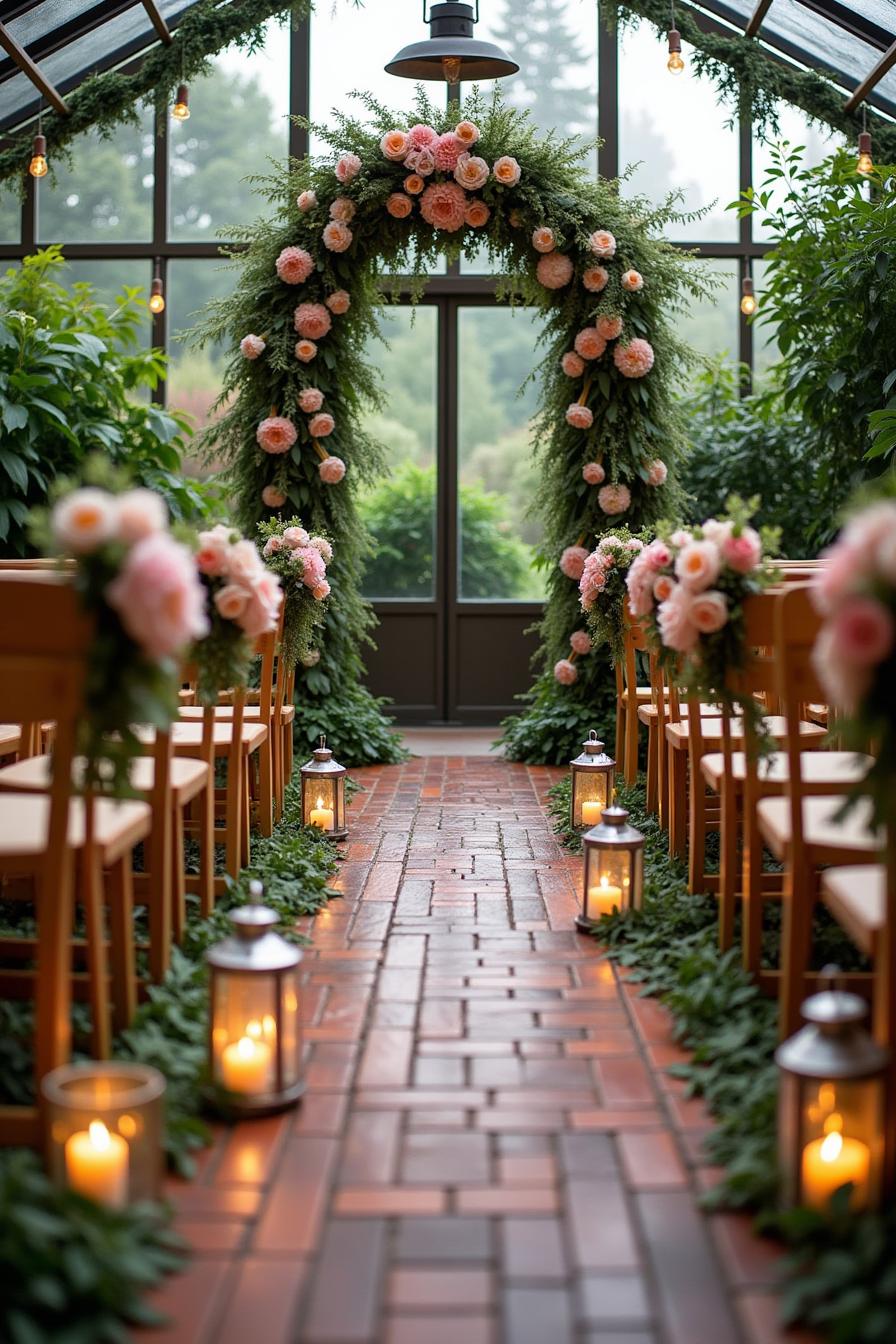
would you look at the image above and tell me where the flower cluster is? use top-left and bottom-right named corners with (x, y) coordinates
top-left (193, 524), bottom-right (283, 703)
top-left (579, 529), bottom-right (647, 658)
top-left (377, 120), bottom-right (515, 235)
top-left (257, 517), bottom-right (334, 668)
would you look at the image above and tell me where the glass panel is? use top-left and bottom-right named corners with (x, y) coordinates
top-left (37, 101), bottom-right (153, 243)
top-left (458, 305), bottom-right (545, 600)
top-left (759, 0), bottom-right (886, 90)
top-left (62, 259), bottom-right (151, 320)
top-left (752, 104), bottom-right (845, 242)
top-left (678, 260), bottom-right (739, 366)
top-left (0, 71), bottom-right (36, 131)
top-left (8, 1), bottom-right (112, 47)
top-left (619, 26), bottom-right (739, 241)
top-left (751, 258), bottom-right (778, 385)
top-left (357, 305), bottom-right (438, 601)
top-left (166, 258), bottom-right (238, 430)
top-left (0, 183), bottom-right (20, 243)
top-left (168, 16), bottom-right (288, 241)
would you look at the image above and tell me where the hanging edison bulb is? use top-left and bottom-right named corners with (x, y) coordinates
top-left (667, 27), bottom-right (684, 75)
top-left (172, 83), bottom-right (191, 121)
top-left (740, 275), bottom-right (756, 317)
top-left (29, 132), bottom-right (48, 178)
top-left (856, 130), bottom-right (873, 176)
top-left (441, 55), bottom-right (462, 83)
top-left (149, 272), bottom-right (165, 315)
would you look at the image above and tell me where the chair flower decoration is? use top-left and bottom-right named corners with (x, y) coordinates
top-left (578, 527), bottom-right (649, 659)
top-left (192, 524), bottom-right (283, 704)
top-left (257, 517), bottom-right (332, 668)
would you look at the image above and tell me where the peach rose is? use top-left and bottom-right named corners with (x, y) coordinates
top-left (554, 658), bottom-right (578, 685)
top-left (691, 590), bottom-right (729, 634)
top-left (562, 352), bottom-right (586, 377)
top-left (419, 180), bottom-right (467, 232)
top-left (52, 488), bottom-right (117, 554)
top-left (404, 174), bottom-right (425, 195)
top-left (454, 120), bottom-right (480, 146)
top-left (574, 327), bottom-right (607, 361)
top-left (296, 190), bottom-right (317, 212)
top-left (335, 152), bottom-right (362, 183)
top-left (326, 290), bottom-right (351, 314)
top-left (721, 528), bottom-right (762, 574)
top-left (311, 580), bottom-right (331, 601)
top-left (116, 488), bottom-right (167, 544)
top-left (283, 526), bottom-right (309, 548)
top-left (106, 532), bottom-right (208, 660)
top-left (560, 546), bottom-right (588, 580)
top-left (622, 269), bottom-right (644, 292)
top-left (330, 196), bottom-right (356, 222)
top-left (645, 458), bottom-right (668, 487)
top-left (566, 403), bottom-right (594, 430)
top-left (532, 226), bottom-right (555, 253)
top-left (830, 597), bottom-right (895, 667)
top-left (582, 462), bottom-right (605, 485)
top-left (589, 229), bottom-right (616, 258)
top-left (261, 485), bottom-right (286, 509)
top-left (644, 540), bottom-right (671, 570)
top-left (256, 416), bottom-right (297, 455)
top-left (598, 484), bottom-right (631, 515)
top-left (380, 129), bottom-right (410, 161)
top-left (240, 333), bottom-right (266, 359)
top-left (493, 155), bottom-right (521, 186)
top-left (465, 199), bottom-right (490, 228)
top-left (319, 455), bottom-right (346, 483)
top-left (195, 525), bottom-right (232, 577)
top-left (613, 338), bottom-right (655, 378)
top-left (214, 583), bottom-right (249, 622)
top-left (537, 252), bottom-right (574, 289)
top-left (275, 246), bottom-right (313, 284)
top-left (657, 582), bottom-right (698, 654)
top-left (322, 221), bottom-right (352, 252)
top-left (262, 536), bottom-right (284, 557)
top-left (295, 340), bottom-right (317, 362)
top-left (675, 540), bottom-right (721, 591)
top-left (309, 412), bottom-right (335, 438)
top-left (570, 630), bottom-right (592, 655)
top-left (454, 152), bottom-right (489, 191)
top-left (653, 574), bottom-right (674, 602)
top-left (386, 192), bottom-right (413, 219)
top-left (583, 265), bottom-right (609, 293)
top-left (404, 146), bottom-right (435, 176)
top-left (294, 302), bottom-right (332, 340)
top-left (596, 315), bottom-right (623, 341)
top-left (227, 539), bottom-right (265, 585)
top-left (298, 387), bottom-right (324, 413)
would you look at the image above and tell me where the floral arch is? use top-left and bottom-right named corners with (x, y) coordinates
top-left (194, 89), bottom-right (703, 761)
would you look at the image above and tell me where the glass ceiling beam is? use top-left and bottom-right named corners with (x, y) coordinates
top-left (845, 38), bottom-right (896, 112)
top-left (0, 18), bottom-right (68, 116)
top-left (745, 0), bottom-right (774, 39)
top-left (140, 0), bottom-right (172, 45)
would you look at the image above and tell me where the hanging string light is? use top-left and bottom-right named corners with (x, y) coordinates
top-left (740, 266), bottom-right (756, 317)
top-left (28, 110), bottom-right (47, 178)
top-left (856, 106), bottom-right (873, 176)
top-left (667, 4), bottom-right (684, 76)
top-left (172, 48), bottom-right (190, 120)
top-left (149, 262), bottom-right (165, 316)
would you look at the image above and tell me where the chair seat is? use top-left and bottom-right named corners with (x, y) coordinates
top-left (757, 794), bottom-right (882, 864)
top-left (0, 723), bottom-right (21, 754)
top-left (700, 749), bottom-right (872, 792)
top-left (0, 792), bottom-right (151, 865)
top-left (807, 703), bottom-right (829, 727)
top-left (820, 865), bottom-right (885, 958)
top-left (620, 686), bottom-right (652, 702)
top-left (179, 705), bottom-right (272, 722)
top-left (638, 702), bottom-right (722, 725)
top-left (0, 753), bottom-right (209, 803)
top-left (134, 721), bottom-right (267, 756)
top-left (665, 715), bottom-right (826, 749)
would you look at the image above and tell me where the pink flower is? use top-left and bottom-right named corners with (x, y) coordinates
top-left (554, 658), bottom-right (578, 686)
top-left (596, 315), bottom-right (623, 341)
top-left (701, 519), bottom-right (733, 545)
top-left (566, 403), bottom-right (593, 430)
top-left (330, 196), bottom-right (356, 222)
top-left (582, 462), bottom-right (605, 485)
top-left (830, 597), bottom-right (895, 667)
top-left (691, 590), bottom-right (729, 634)
top-left (645, 458), bottom-right (667, 487)
top-left (296, 190), bottom-right (317, 212)
top-left (599, 484), bottom-right (631, 515)
top-left (261, 485), bottom-right (286, 509)
top-left (560, 545), bottom-right (589, 580)
top-left (326, 290), bottom-right (351, 314)
top-left (622, 269), bottom-right (644, 292)
top-left (433, 133), bottom-right (463, 171)
top-left (214, 583), bottom-right (249, 622)
top-left (240, 333), bottom-right (266, 360)
top-left (589, 230), bottom-right (617, 259)
top-left (408, 124), bottom-right (437, 149)
top-left (579, 559), bottom-right (607, 609)
top-left (262, 536), bottom-right (284, 557)
top-left (404, 146), bottom-right (436, 176)
top-left (107, 533), bottom-right (208, 661)
top-left (537, 252), bottom-right (574, 289)
top-left (812, 626), bottom-right (869, 714)
top-left (844, 501), bottom-right (896, 553)
top-left (275, 246), bottom-right (313, 284)
top-left (335, 152), bottom-right (362, 183)
top-left (312, 580), bottom-right (331, 601)
top-left (562, 352), bottom-right (586, 377)
top-left (309, 412), bottom-right (335, 438)
top-left (675, 540), bottom-right (721, 591)
top-left (227, 539), bottom-right (265, 585)
top-left (322, 221), bottom-right (353, 252)
top-left (240, 571), bottom-right (283, 639)
top-left (626, 554), bottom-right (655, 617)
top-left (814, 540), bottom-right (867, 614)
top-left (387, 192), bottom-right (414, 219)
top-left (653, 574), bottom-right (674, 602)
top-left (310, 535), bottom-right (333, 562)
top-left (295, 340), bottom-right (317, 363)
top-left (721, 527), bottom-right (762, 574)
top-left (570, 630), bottom-right (592, 655)
top-left (465, 199), bottom-right (490, 228)
top-left (455, 152), bottom-right (489, 191)
top-left (419, 180), bottom-right (467, 232)
top-left (493, 155), bottom-right (521, 186)
top-left (195, 524), bottom-right (232, 577)
top-left (614, 338), bottom-right (655, 378)
top-left (256, 416), bottom-right (297, 455)
top-left (283, 526), bottom-right (309, 548)
top-left (532, 227), bottom-right (555, 253)
top-left (296, 546), bottom-right (326, 588)
top-left (574, 327), bottom-right (607, 361)
top-left (404, 174), bottom-right (425, 195)
top-left (380, 129), bottom-right (410, 161)
top-left (670, 529), bottom-right (693, 548)
top-left (319, 455), bottom-right (346, 483)
top-left (298, 387), bottom-right (324, 413)
top-left (455, 120), bottom-right (480, 146)
top-left (294, 302), bottom-right (332, 340)
top-left (116, 489), bottom-right (167, 544)
top-left (643, 540), bottom-right (671, 571)
top-left (583, 266), bottom-right (609, 293)
top-left (658, 583), bottom-right (698, 654)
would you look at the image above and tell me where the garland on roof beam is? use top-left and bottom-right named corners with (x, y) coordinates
top-left (0, 0), bottom-right (311, 188)
top-left (610, 1), bottom-right (896, 163)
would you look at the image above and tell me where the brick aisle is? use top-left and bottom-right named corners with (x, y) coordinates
top-left (142, 757), bottom-right (816, 1344)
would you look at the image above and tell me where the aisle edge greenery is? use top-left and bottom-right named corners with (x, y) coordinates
top-left (547, 775), bottom-right (896, 1344)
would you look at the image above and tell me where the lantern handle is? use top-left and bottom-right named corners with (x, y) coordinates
top-left (820, 963), bottom-right (844, 993)
top-left (248, 879), bottom-right (263, 905)
top-left (319, 733), bottom-right (327, 750)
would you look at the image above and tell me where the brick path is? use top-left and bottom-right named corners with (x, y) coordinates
top-left (142, 757), bottom-right (816, 1344)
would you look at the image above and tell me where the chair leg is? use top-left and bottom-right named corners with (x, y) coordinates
top-left (81, 849), bottom-right (111, 1058)
top-left (688, 768), bottom-right (707, 895)
top-left (148, 800), bottom-right (173, 984)
top-left (668, 749), bottom-right (687, 861)
top-left (257, 734), bottom-right (274, 838)
top-left (779, 859), bottom-right (814, 1039)
top-left (742, 794), bottom-right (764, 978)
top-left (197, 780), bottom-right (215, 919)
top-left (107, 858), bottom-right (137, 1034)
top-left (718, 780), bottom-right (738, 951)
top-left (241, 756), bottom-right (252, 868)
top-left (614, 670), bottom-right (625, 777)
top-left (224, 755), bottom-right (242, 880)
top-left (624, 694), bottom-right (639, 784)
top-left (645, 721), bottom-right (658, 814)
top-left (171, 802), bottom-right (186, 943)
top-left (35, 853), bottom-right (76, 1082)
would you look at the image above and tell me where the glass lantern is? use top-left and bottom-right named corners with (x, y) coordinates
top-left (207, 881), bottom-right (304, 1116)
top-left (775, 968), bottom-right (887, 1213)
top-left (42, 1062), bottom-right (165, 1207)
top-left (569, 731), bottom-right (616, 830)
top-left (300, 734), bottom-right (347, 839)
top-left (577, 804), bottom-right (645, 931)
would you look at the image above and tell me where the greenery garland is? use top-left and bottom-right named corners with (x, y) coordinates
top-left (611, 2), bottom-right (896, 163)
top-left (0, 0), bottom-right (308, 188)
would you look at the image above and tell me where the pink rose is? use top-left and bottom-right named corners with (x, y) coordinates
top-left (283, 526), bottom-right (309, 548)
top-left (296, 190), bottom-right (317, 212)
top-left (653, 574), bottom-right (674, 602)
top-left (326, 290), bottom-right (351, 314)
top-left (240, 573), bottom-right (282, 639)
top-left (262, 536), bottom-right (284, 557)
top-left (582, 462), bottom-right (605, 485)
top-left (310, 535), bottom-right (333, 563)
top-left (387, 192), bottom-right (413, 219)
top-left (275, 246), bottom-right (313, 284)
top-left (532, 227), bottom-right (555, 253)
top-left (309, 412), bottom-right (335, 438)
top-left (562, 352), bottom-right (586, 377)
top-left (322, 221), bottom-right (353, 252)
top-left (116, 488), bottom-right (167, 544)
top-left (643, 539), bottom-right (671, 571)
top-left (261, 485), bottom-right (286, 509)
top-left (298, 387), bottom-right (324, 413)
top-left (493, 155), bottom-right (521, 186)
top-left (408, 124), bottom-right (437, 149)
top-left (830, 597), bottom-right (895, 667)
top-left (596, 315), bottom-right (623, 341)
top-left (626, 555), bottom-right (654, 617)
top-left (670, 529), bottom-right (693, 548)
top-left (404, 174), bottom-right (425, 195)
top-left (844, 501), bottom-right (896, 553)
top-left (214, 583), bottom-right (249, 622)
top-left (574, 327), bottom-right (607, 361)
top-left (645, 458), bottom-right (668, 487)
top-left (566, 403), bottom-right (593, 430)
top-left (195, 524), bottom-right (232, 577)
top-left (330, 196), bottom-right (356, 223)
top-left (335, 152), bottom-right (362, 183)
top-left (295, 340), bottom-right (317, 363)
top-left (297, 546), bottom-right (326, 588)
top-left (433, 133), bottom-right (463, 171)
top-left (598, 484), bottom-right (631, 515)
top-left (419, 180), bottom-right (467, 232)
top-left (702, 519), bottom-right (733, 545)
top-left (465, 199), bottom-right (490, 228)
top-left (106, 533), bottom-right (208, 661)
top-left (812, 626), bottom-right (869, 714)
top-left (691, 590), bottom-right (729, 634)
top-left (227, 539), bottom-right (265, 585)
top-left (589, 230), bottom-right (617, 258)
top-left (319, 455), bottom-right (346, 483)
top-left (311, 580), bottom-right (331, 601)
top-left (583, 266), bottom-right (609, 293)
top-left (622, 269), bottom-right (644, 292)
top-left (675, 540), bottom-right (721, 592)
top-left (256, 416), bottom-right (297, 455)
top-left (240, 334), bottom-right (266, 360)
top-left (380, 129), bottom-right (410, 161)
top-left (657, 583), bottom-right (698, 654)
top-left (294, 302), bottom-right (332, 340)
top-left (404, 146), bottom-right (436, 176)
top-left (455, 120), bottom-right (480, 146)
top-left (570, 630), bottom-right (592, 655)
top-left (614, 339), bottom-right (655, 378)
top-left (454, 152), bottom-right (489, 191)
top-left (560, 545), bottom-right (588, 580)
top-left (814, 540), bottom-right (866, 614)
top-left (537, 252), bottom-right (574, 289)
top-left (554, 658), bottom-right (578, 686)
top-left (722, 527), bottom-right (762, 574)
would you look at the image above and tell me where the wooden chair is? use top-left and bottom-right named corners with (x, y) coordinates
top-left (615, 607), bottom-right (651, 788)
top-left (0, 573), bottom-right (151, 1145)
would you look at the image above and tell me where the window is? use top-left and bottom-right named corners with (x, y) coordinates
top-left (38, 106), bottom-right (154, 244)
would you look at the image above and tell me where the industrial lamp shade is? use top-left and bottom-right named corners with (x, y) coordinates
top-left (385, 2), bottom-right (519, 83)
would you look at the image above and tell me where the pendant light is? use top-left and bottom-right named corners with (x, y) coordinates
top-left (385, 2), bottom-right (518, 84)
top-left (149, 261), bottom-right (165, 316)
top-left (667, 4), bottom-right (684, 75)
top-left (172, 83), bottom-right (190, 121)
top-left (740, 267), bottom-right (756, 317)
top-left (29, 109), bottom-right (47, 178)
top-left (856, 107), bottom-right (873, 176)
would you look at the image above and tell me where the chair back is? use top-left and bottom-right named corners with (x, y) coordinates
top-left (772, 583), bottom-right (827, 859)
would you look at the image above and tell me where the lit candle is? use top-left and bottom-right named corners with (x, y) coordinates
top-left (309, 795), bottom-right (334, 831)
top-left (64, 1120), bottom-right (129, 1208)
top-left (221, 1035), bottom-right (272, 1094)
top-left (581, 800), bottom-right (603, 826)
top-left (587, 875), bottom-right (623, 918)
top-left (801, 1129), bottom-right (870, 1210)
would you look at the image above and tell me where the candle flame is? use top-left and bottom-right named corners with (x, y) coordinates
top-left (246, 1019), bottom-right (263, 1039)
top-left (317, 796), bottom-right (324, 810)
top-left (236, 1036), bottom-right (257, 1059)
top-left (820, 1130), bottom-right (843, 1163)
top-left (88, 1120), bottom-right (111, 1152)
top-left (600, 876), bottom-right (608, 888)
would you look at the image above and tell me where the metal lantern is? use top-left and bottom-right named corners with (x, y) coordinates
top-left (300, 734), bottom-right (347, 839)
top-left (42, 1062), bottom-right (165, 1207)
top-left (775, 968), bottom-right (887, 1212)
top-left (569, 731), bottom-right (616, 831)
top-left (385, 2), bottom-right (519, 83)
top-left (577, 804), bottom-right (645, 931)
top-left (206, 882), bottom-right (304, 1116)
